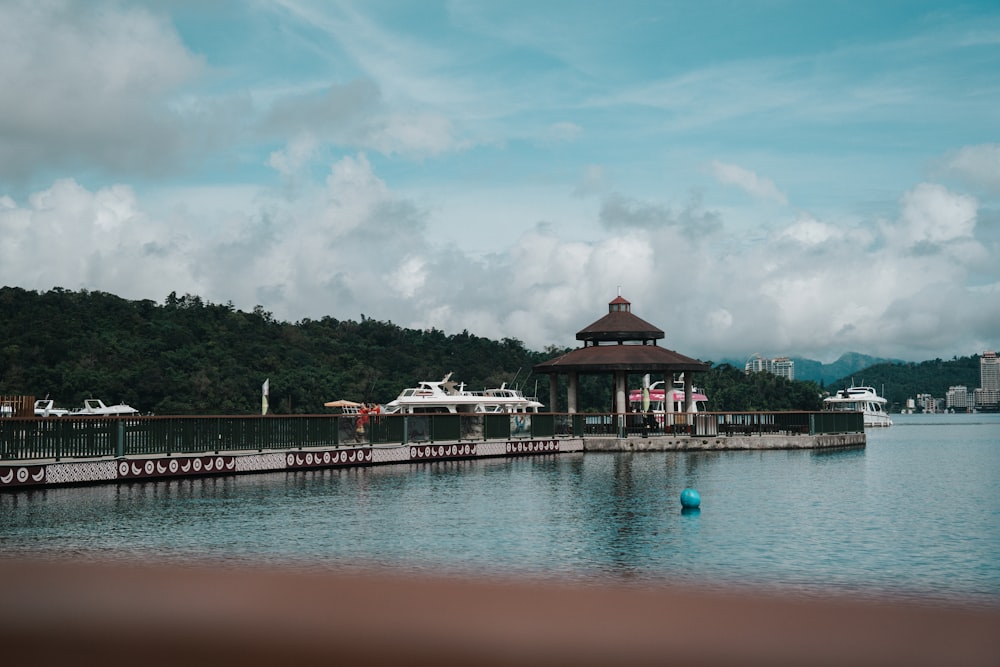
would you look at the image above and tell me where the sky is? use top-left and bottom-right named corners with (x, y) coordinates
top-left (1, 0), bottom-right (998, 364)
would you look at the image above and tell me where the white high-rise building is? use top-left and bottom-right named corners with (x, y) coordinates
top-left (981, 351), bottom-right (999, 391)
top-left (744, 354), bottom-right (794, 380)
top-left (977, 351), bottom-right (999, 410)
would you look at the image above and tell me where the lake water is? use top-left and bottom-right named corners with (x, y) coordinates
top-left (2, 413), bottom-right (998, 607)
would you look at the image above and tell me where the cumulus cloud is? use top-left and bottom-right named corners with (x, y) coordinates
top-left (941, 144), bottom-right (1000, 193)
top-left (710, 161), bottom-right (788, 205)
top-left (881, 183), bottom-right (978, 253)
top-left (0, 178), bottom-right (198, 297)
top-left (0, 1), bottom-right (204, 183)
top-left (599, 193), bottom-right (722, 235)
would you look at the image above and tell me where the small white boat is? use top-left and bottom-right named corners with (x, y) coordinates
top-left (383, 373), bottom-right (544, 414)
top-left (70, 398), bottom-right (140, 417)
top-left (34, 399), bottom-right (70, 417)
top-left (823, 385), bottom-right (892, 427)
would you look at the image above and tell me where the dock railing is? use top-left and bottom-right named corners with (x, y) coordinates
top-left (0, 411), bottom-right (864, 462)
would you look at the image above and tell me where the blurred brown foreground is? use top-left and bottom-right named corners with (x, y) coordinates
top-left (0, 558), bottom-right (996, 666)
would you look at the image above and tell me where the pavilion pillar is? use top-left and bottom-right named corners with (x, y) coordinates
top-left (665, 374), bottom-right (675, 416)
top-left (549, 376), bottom-right (560, 413)
top-left (683, 372), bottom-right (694, 413)
top-left (615, 372), bottom-right (627, 414)
top-left (567, 372), bottom-right (579, 414)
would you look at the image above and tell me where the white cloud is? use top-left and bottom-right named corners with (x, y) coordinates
top-left (389, 257), bottom-right (427, 299)
top-left (779, 215), bottom-right (839, 246)
top-left (0, 1), bottom-right (204, 182)
top-left (545, 122), bottom-right (583, 143)
top-left (0, 178), bottom-right (198, 297)
top-left (882, 183), bottom-right (978, 251)
top-left (269, 134), bottom-right (319, 177)
top-left (710, 161), bottom-right (788, 205)
top-left (941, 144), bottom-right (1000, 193)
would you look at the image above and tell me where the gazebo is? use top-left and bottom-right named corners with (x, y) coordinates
top-left (533, 295), bottom-right (709, 414)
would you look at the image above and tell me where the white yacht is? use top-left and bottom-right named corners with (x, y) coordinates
top-left (823, 386), bottom-right (893, 427)
top-left (70, 398), bottom-right (140, 417)
top-left (383, 373), bottom-right (544, 414)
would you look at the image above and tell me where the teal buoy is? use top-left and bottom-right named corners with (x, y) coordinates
top-left (680, 488), bottom-right (701, 509)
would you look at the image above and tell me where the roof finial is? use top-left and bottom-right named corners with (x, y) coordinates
top-left (617, 285), bottom-right (621, 297)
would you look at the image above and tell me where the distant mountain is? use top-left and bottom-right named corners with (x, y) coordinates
top-left (717, 353), bottom-right (905, 386)
top-left (795, 353), bottom-right (908, 386)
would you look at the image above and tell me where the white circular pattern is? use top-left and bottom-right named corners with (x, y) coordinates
top-left (169, 459), bottom-right (179, 473)
top-left (119, 461), bottom-right (129, 476)
top-left (193, 459), bottom-right (202, 472)
top-left (323, 452), bottom-right (331, 464)
top-left (410, 447), bottom-right (417, 458)
top-left (145, 460), bottom-right (155, 474)
top-left (216, 457), bottom-right (224, 470)
top-left (286, 453), bottom-right (295, 465)
top-left (17, 467), bottom-right (28, 483)
top-left (306, 453), bottom-right (313, 465)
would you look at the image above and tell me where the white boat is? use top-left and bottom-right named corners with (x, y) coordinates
top-left (34, 399), bottom-right (70, 417)
top-left (628, 381), bottom-right (708, 414)
top-left (823, 386), bottom-right (893, 427)
top-left (383, 373), bottom-right (544, 414)
top-left (70, 398), bottom-right (140, 417)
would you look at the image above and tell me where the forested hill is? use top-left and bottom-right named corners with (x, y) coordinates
top-left (0, 286), bottom-right (888, 415)
top-left (830, 356), bottom-right (981, 412)
top-left (0, 287), bottom-right (553, 415)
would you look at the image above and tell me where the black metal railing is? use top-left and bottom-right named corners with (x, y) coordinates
top-left (0, 410), bottom-right (864, 462)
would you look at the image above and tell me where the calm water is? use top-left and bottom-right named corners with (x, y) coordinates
top-left (2, 414), bottom-right (998, 605)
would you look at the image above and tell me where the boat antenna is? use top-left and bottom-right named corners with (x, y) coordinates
top-left (510, 367), bottom-right (522, 389)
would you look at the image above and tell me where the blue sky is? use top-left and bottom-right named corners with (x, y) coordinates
top-left (1, 0), bottom-right (998, 363)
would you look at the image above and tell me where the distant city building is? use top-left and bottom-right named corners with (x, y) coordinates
top-left (946, 386), bottom-right (969, 411)
top-left (974, 388), bottom-right (999, 410)
top-left (979, 351), bottom-right (999, 409)
top-left (745, 354), bottom-right (794, 381)
top-left (982, 351), bottom-right (999, 390)
top-left (916, 393), bottom-right (938, 413)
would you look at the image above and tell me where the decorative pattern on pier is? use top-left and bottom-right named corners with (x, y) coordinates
top-left (475, 441), bottom-right (507, 457)
top-left (45, 461), bottom-right (118, 486)
top-left (0, 465), bottom-right (45, 488)
top-left (285, 448), bottom-right (372, 469)
top-left (409, 443), bottom-right (477, 460)
top-left (235, 453), bottom-right (285, 472)
top-left (372, 447), bottom-right (411, 464)
top-left (506, 439), bottom-right (560, 455)
top-left (116, 456), bottom-right (238, 481)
